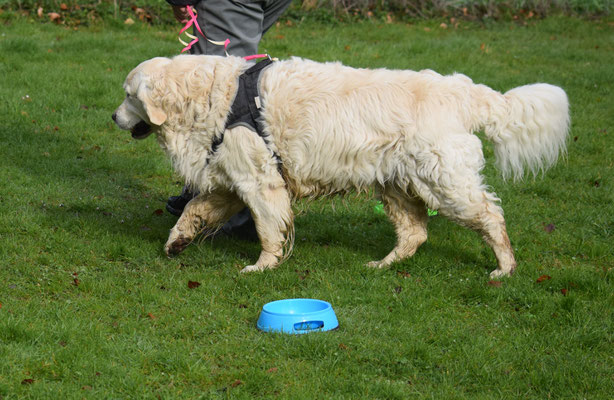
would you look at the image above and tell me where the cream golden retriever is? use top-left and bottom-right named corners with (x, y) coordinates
top-left (112, 55), bottom-right (569, 278)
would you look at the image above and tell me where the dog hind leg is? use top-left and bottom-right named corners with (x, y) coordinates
top-left (410, 141), bottom-right (517, 278)
top-left (441, 198), bottom-right (516, 278)
top-left (165, 190), bottom-right (245, 256)
top-left (367, 186), bottom-right (428, 268)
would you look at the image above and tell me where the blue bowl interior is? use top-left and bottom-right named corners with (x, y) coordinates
top-left (262, 299), bottom-right (330, 316)
top-left (258, 299), bottom-right (338, 334)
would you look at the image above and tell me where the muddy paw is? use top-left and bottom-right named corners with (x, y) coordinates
top-left (165, 236), bottom-right (191, 257)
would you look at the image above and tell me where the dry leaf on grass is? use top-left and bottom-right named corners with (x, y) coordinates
top-left (48, 12), bottom-right (61, 23)
top-left (188, 280), bottom-right (201, 289)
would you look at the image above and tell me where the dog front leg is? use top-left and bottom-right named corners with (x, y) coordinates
top-left (239, 182), bottom-right (294, 273)
top-left (165, 190), bottom-right (245, 256)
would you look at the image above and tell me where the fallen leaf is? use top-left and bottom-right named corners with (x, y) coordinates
top-left (82, 385), bottom-right (92, 391)
top-left (231, 379), bottom-right (243, 387)
top-left (266, 367), bottom-right (278, 373)
top-left (560, 288), bottom-right (568, 296)
top-left (187, 280), bottom-right (201, 289)
top-left (338, 343), bottom-right (348, 350)
top-left (124, 18), bottom-right (135, 25)
top-left (153, 209), bottom-right (164, 216)
top-left (536, 275), bottom-right (552, 283)
top-left (48, 12), bottom-right (61, 23)
top-left (72, 278), bottom-right (80, 286)
top-left (60, 3), bottom-right (68, 10)
top-left (543, 223), bottom-right (556, 233)
top-left (487, 280), bottom-right (502, 287)
top-left (147, 313), bottom-right (156, 319)
top-left (397, 271), bottom-right (411, 278)
top-left (21, 378), bottom-right (34, 385)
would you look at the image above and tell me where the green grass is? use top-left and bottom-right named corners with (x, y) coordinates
top-left (1, 15), bottom-right (613, 399)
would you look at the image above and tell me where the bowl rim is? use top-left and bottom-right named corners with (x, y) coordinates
top-left (261, 298), bottom-right (333, 317)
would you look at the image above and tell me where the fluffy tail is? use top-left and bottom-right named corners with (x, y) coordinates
top-left (484, 83), bottom-right (570, 180)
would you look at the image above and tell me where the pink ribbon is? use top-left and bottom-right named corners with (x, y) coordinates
top-left (178, 6), bottom-right (271, 61)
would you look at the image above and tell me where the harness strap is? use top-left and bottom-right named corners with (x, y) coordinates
top-left (207, 59), bottom-right (283, 174)
top-left (225, 58), bottom-right (274, 134)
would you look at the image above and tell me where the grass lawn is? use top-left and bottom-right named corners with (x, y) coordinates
top-left (0, 13), bottom-right (613, 399)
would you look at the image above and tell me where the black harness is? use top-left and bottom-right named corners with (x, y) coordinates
top-left (208, 58), bottom-right (282, 170)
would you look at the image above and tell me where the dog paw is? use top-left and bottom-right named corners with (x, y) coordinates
top-left (366, 260), bottom-right (387, 269)
top-left (489, 268), bottom-right (512, 279)
top-left (164, 236), bottom-right (191, 257)
top-left (240, 265), bottom-right (264, 273)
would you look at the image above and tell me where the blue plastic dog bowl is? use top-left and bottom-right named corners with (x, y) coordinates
top-left (257, 299), bottom-right (339, 334)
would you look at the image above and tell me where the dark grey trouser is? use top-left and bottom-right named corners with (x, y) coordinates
top-left (190, 0), bottom-right (293, 57)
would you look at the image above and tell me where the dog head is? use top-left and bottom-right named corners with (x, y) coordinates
top-left (112, 57), bottom-right (171, 139)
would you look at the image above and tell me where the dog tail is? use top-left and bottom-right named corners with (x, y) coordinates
top-left (483, 83), bottom-right (569, 180)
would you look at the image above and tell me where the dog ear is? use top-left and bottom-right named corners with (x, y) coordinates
top-left (136, 74), bottom-right (167, 126)
top-left (142, 97), bottom-right (167, 126)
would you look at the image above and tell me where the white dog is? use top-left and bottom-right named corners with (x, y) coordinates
top-left (113, 55), bottom-right (569, 278)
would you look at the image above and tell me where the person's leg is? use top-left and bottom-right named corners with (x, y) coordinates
top-left (262, 0), bottom-right (293, 33)
top-left (191, 0), bottom-right (264, 57)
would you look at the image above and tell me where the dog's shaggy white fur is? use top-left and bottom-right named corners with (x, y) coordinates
top-left (113, 55), bottom-right (569, 278)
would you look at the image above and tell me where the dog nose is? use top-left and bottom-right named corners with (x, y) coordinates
top-left (112, 112), bottom-right (117, 122)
